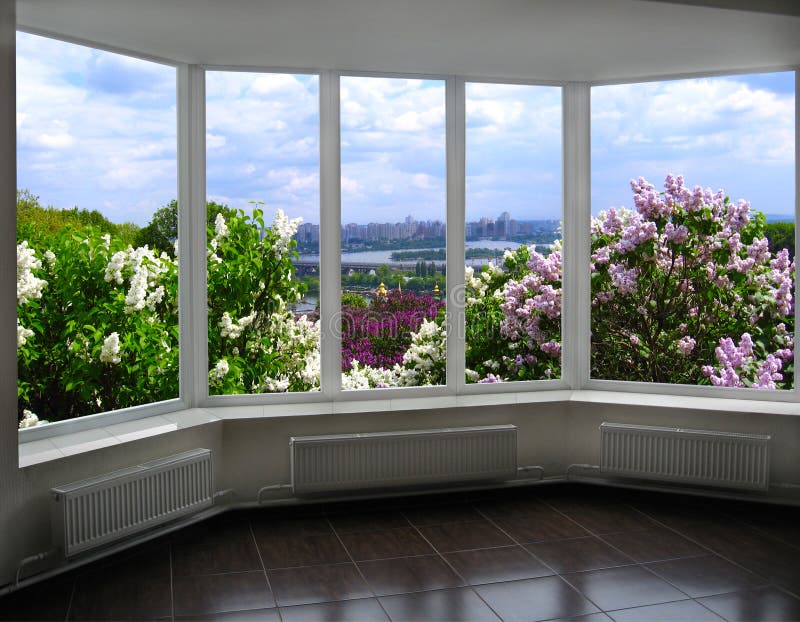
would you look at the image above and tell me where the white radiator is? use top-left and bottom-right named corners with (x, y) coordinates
top-left (290, 426), bottom-right (518, 494)
top-left (51, 448), bottom-right (213, 557)
top-left (600, 423), bottom-right (770, 491)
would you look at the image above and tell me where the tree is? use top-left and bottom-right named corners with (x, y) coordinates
top-left (134, 199), bottom-right (239, 256)
top-left (765, 221), bottom-right (794, 259)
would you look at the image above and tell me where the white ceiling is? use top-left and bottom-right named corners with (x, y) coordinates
top-left (16, 0), bottom-right (800, 82)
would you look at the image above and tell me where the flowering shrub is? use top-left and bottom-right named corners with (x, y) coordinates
top-left (590, 174), bottom-right (794, 388)
top-left (207, 207), bottom-right (320, 394)
top-left (16, 173), bottom-right (796, 425)
top-left (17, 223), bottom-right (179, 423)
top-left (341, 291), bottom-right (444, 371)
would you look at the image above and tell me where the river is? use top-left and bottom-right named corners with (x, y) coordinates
top-left (298, 239), bottom-right (523, 266)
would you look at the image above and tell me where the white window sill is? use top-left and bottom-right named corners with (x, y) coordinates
top-left (18, 389), bottom-right (800, 468)
top-left (19, 409), bottom-right (220, 468)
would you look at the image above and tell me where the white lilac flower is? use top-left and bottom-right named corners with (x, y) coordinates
top-left (19, 410), bottom-right (40, 429)
top-left (209, 359), bottom-right (229, 382)
top-left (213, 213), bottom-right (229, 240)
top-left (271, 209), bottom-right (303, 255)
top-left (99, 332), bottom-right (121, 364)
top-left (17, 322), bottom-right (33, 348)
top-left (17, 241), bottom-right (47, 305)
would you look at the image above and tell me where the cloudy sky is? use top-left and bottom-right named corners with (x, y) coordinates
top-left (16, 31), bottom-right (796, 228)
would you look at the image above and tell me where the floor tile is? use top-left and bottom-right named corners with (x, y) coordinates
top-left (172, 525), bottom-right (262, 575)
top-left (475, 576), bottom-right (599, 622)
top-left (328, 511), bottom-right (410, 534)
top-left (251, 516), bottom-right (333, 537)
top-left (492, 511), bottom-right (591, 543)
top-left (69, 557), bottom-right (171, 620)
top-left (645, 554), bottom-right (768, 598)
top-left (268, 562), bottom-right (372, 607)
top-left (379, 587), bottom-right (501, 622)
top-left (563, 565), bottom-right (688, 611)
top-left (0, 573), bottom-right (75, 621)
top-left (546, 500), bottom-right (658, 534)
top-left (280, 597), bottom-right (390, 622)
top-left (549, 614), bottom-right (613, 622)
top-left (255, 532), bottom-right (350, 569)
top-left (358, 554), bottom-right (463, 596)
top-left (173, 572), bottom-right (275, 617)
top-left (697, 587), bottom-right (800, 622)
top-left (339, 526), bottom-right (434, 560)
top-left (417, 520), bottom-right (513, 552)
top-left (600, 527), bottom-right (707, 563)
top-left (175, 609), bottom-right (280, 621)
top-left (474, 496), bottom-right (553, 520)
top-left (403, 504), bottom-right (484, 526)
top-left (444, 545), bottom-right (554, 585)
top-left (698, 586), bottom-right (800, 622)
top-left (663, 520), bottom-right (800, 593)
top-left (526, 536), bottom-right (634, 573)
top-left (607, 599), bottom-right (724, 621)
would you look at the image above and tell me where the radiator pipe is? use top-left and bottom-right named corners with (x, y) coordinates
top-left (213, 488), bottom-right (236, 502)
top-left (517, 465), bottom-right (545, 480)
top-left (256, 483), bottom-right (292, 504)
top-left (15, 549), bottom-right (58, 587)
top-left (565, 464), bottom-right (601, 479)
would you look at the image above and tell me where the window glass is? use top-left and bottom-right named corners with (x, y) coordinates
top-left (591, 72), bottom-right (795, 389)
top-left (16, 33), bottom-right (178, 427)
top-left (464, 83), bottom-right (563, 383)
top-left (340, 77), bottom-right (446, 389)
top-left (206, 71), bottom-right (320, 394)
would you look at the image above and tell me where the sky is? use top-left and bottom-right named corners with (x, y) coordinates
top-left (16, 31), bottom-right (796, 228)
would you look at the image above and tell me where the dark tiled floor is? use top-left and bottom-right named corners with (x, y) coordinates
top-left (2, 483), bottom-right (800, 621)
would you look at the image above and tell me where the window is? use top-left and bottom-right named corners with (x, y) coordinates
top-left (464, 82), bottom-right (563, 383)
top-left (339, 76), bottom-right (447, 390)
top-left (205, 71), bottom-right (321, 394)
top-left (591, 72), bottom-right (796, 390)
top-left (16, 32), bottom-right (178, 427)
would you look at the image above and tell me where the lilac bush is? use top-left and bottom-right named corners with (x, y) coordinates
top-left (590, 174), bottom-right (794, 388)
top-left (341, 291), bottom-right (444, 372)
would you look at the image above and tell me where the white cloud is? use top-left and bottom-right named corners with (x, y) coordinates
top-left (340, 176), bottom-right (363, 195)
top-left (207, 133), bottom-right (227, 150)
top-left (411, 173), bottom-right (435, 190)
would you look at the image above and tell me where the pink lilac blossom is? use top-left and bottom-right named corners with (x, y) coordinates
top-left (677, 336), bottom-right (696, 355)
top-left (608, 263), bottom-right (638, 294)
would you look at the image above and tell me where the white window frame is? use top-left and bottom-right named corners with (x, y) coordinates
top-left (15, 27), bottom-right (800, 445)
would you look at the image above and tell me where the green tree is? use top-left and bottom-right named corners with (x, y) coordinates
top-left (764, 221), bottom-right (794, 259)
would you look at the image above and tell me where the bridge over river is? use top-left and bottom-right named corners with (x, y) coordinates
top-left (292, 259), bottom-right (424, 275)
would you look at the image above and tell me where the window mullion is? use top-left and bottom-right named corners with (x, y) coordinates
top-left (447, 77), bottom-right (466, 393)
top-left (319, 70), bottom-right (342, 399)
top-left (178, 64), bottom-right (207, 407)
top-left (562, 82), bottom-right (591, 390)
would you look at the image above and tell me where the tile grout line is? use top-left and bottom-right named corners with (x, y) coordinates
top-left (537, 498), bottom-right (713, 610)
top-left (619, 501), bottom-right (788, 618)
top-left (470, 501), bottom-right (610, 618)
top-left (63, 574), bottom-right (77, 622)
top-left (248, 518), bottom-right (284, 622)
top-left (622, 501), bottom-right (783, 590)
top-left (325, 515), bottom-right (394, 621)
top-left (399, 506), bottom-right (507, 622)
top-left (169, 540), bottom-right (175, 622)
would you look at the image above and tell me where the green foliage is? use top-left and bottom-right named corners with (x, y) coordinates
top-left (764, 221), bottom-right (794, 259)
top-left (341, 292), bottom-right (368, 308)
top-left (17, 189), bottom-right (140, 246)
top-left (17, 225), bottom-right (179, 421)
top-left (134, 199), bottom-right (239, 256)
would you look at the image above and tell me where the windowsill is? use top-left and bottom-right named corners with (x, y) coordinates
top-left (18, 389), bottom-right (800, 468)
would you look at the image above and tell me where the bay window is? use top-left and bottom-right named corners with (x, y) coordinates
top-left (14, 27), bottom-right (800, 436)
